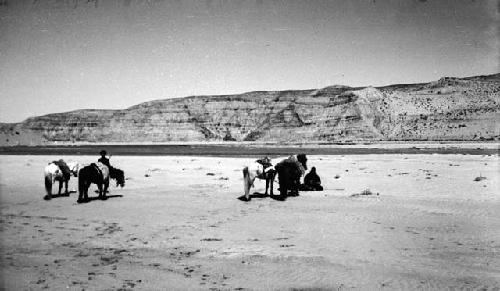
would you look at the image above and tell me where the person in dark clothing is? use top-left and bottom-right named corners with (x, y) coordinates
top-left (98, 150), bottom-right (110, 168)
top-left (300, 167), bottom-right (324, 191)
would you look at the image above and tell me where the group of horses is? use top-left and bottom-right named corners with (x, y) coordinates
top-left (242, 154), bottom-right (308, 201)
top-left (44, 154), bottom-right (308, 204)
top-left (44, 161), bottom-right (125, 203)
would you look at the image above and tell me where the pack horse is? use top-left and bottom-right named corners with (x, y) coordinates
top-left (43, 159), bottom-right (80, 200)
top-left (242, 157), bottom-right (276, 201)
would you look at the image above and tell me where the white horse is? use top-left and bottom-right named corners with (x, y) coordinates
top-left (43, 160), bottom-right (83, 200)
top-left (242, 157), bottom-right (276, 201)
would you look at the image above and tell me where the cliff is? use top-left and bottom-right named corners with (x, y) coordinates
top-left (1, 74), bottom-right (499, 145)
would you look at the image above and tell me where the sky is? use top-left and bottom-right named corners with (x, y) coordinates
top-left (0, 0), bottom-right (498, 123)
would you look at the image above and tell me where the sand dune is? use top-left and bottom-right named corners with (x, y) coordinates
top-left (1, 154), bottom-right (499, 290)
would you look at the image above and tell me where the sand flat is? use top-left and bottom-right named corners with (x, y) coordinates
top-left (0, 154), bottom-right (499, 290)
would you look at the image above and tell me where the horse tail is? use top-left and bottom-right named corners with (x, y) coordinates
top-left (243, 166), bottom-right (250, 190)
top-left (243, 166), bottom-right (249, 183)
top-left (44, 173), bottom-right (52, 195)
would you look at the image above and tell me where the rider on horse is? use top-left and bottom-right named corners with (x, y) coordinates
top-left (98, 150), bottom-right (111, 168)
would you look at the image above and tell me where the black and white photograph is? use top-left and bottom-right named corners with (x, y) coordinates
top-left (0, 0), bottom-right (499, 290)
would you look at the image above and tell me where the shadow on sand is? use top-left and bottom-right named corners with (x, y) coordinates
top-left (43, 190), bottom-right (77, 200)
top-left (237, 192), bottom-right (287, 202)
top-left (76, 194), bottom-right (124, 204)
top-left (84, 194), bottom-right (124, 202)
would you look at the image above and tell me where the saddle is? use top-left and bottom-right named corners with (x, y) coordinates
top-left (256, 157), bottom-right (274, 179)
top-left (256, 157), bottom-right (272, 168)
top-left (90, 163), bottom-right (103, 177)
top-left (51, 160), bottom-right (71, 179)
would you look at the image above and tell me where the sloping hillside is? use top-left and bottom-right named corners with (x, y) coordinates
top-left (1, 74), bottom-right (499, 145)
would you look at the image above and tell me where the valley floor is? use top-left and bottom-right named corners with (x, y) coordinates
top-left (0, 153), bottom-right (499, 290)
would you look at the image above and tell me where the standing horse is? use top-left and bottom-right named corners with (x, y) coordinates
top-left (44, 159), bottom-right (73, 200)
top-left (77, 162), bottom-right (110, 203)
top-left (274, 154), bottom-right (308, 200)
top-left (242, 157), bottom-right (276, 201)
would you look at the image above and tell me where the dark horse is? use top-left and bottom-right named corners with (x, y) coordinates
top-left (77, 163), bottom-right (125, 203)
top-left (77, 162), bottom-right (109, 203)
top-left (274, 154), bottom-right (308, 200)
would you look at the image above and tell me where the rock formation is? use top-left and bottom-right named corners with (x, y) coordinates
top-left (1, 74), bottom-right (499, 145)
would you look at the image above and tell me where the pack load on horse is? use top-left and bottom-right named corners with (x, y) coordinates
top-left (44, 159), bottom-right (72, 200)
top-left (242, 156), bottom-right (276, 201)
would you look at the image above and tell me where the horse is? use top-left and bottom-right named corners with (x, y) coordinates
top-left (242, 157), bottom-right (276, 201)
top-left (44, 161), bottom-right (71, 200)
top-left (274, 154), bottom-right (308, 200)
top-left (77, 162), bottom-right (110, 203)
top-left (109, 166), bottom-right (125, 188)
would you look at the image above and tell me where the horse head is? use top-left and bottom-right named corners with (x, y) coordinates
top-left (67, 161), bottom-right (81, 177)
top-left (297, 154), bottom-right (308, 171)
top-left (256, 156), bottom-right (273, 169)
top-left (111, 167), bottom-right (125, 188)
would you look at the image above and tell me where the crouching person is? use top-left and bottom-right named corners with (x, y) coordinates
top-left (300, 167), bottom-right (323, 191)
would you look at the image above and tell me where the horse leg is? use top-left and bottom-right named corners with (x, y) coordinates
top-left (78, 181), bottom-right (87, 203)
top-left (265, 171), bottom-right (275, 196)
top-left (292, 176), bottom-right (300, 196)
top-left (57, 180), bottom-right (63, 195)
top-left (77, 176), bottom-right (84, 203)
top-left (269, 172), bottom-right (275, 196)
top-left (44, 174), bottom-right (52, 200)
top-left (278, 169), bottom-right (291, 200)
top-left (97, 183), bottom-right (104, 199)
top-left (102, 180), bottom-right (109, 200)
top-left (265, 176), bottom-right (272, 196)
top-left (77, 190), bottom-right (83, 203)
top-left (279, 184), bottom-right (287, 200)
top-left (84, 183), bottom-right (89, 201)
top-left (64, 179), bottom-right (69, 195)
top-left (277, 174), bottom-right (287, 200)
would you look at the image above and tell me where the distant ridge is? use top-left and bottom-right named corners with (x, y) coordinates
top-left (1, 74), bottom-right (499, 145)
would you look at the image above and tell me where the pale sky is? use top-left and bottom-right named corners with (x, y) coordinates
top-left (0, 0), bottom-right (498, 123)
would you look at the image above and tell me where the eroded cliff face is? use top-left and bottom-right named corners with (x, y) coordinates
top-left (1, 74), bottom-right (499, 145)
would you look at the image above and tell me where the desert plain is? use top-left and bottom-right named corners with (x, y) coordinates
top-left (0, 148), bottom-right (499, 290)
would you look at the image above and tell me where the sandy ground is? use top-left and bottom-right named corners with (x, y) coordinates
top-left (0, 154), bottom-right (499, 290)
